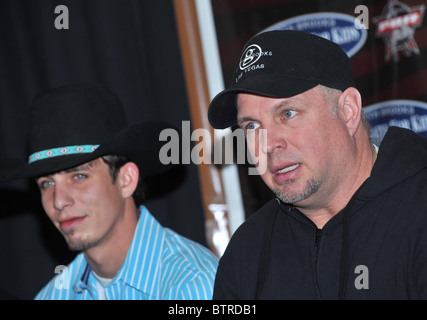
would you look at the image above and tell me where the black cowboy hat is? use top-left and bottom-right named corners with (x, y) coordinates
top-left (0, 82), bottom-right (175, 181)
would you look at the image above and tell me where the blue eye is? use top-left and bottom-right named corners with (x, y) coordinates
top-left (246, 122), bottom-right (260, 131)
top-left (73, 173), bottom-right (87, 180)
top-left (39, 180), bottom-right (54, 190)
top-left (283, 110), bottom-right (297, 119)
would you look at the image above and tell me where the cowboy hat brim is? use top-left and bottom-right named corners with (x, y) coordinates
top-left (0, 121), bottom-right (175, 182)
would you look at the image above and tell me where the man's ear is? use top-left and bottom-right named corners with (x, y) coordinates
top-left (338, 87), bottom-right (362, 137)
top-left (118, 162), bottom-right (139, 199)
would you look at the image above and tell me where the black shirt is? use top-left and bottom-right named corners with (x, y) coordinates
top-left (213, 127), bottom-right (427, 299)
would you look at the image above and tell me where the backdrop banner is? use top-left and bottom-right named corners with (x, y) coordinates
top-left (211, 0), bottom-right (427, 215)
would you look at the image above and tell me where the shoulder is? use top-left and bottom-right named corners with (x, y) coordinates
top-left (163, 228), bottom-right (218, 273)
top-left (160, 229), bottom-right (219, 299)
top-left (228, 198), bottom-right (280, 246)
top-left (213, 199), bottom-right (281, 299)
top-left (34, 253), bottom-right (86, 300)
top-left (218, 199), bottom-right (281, 272)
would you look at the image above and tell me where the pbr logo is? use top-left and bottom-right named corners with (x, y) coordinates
top-left (374, 0), bottom-right (425, 62)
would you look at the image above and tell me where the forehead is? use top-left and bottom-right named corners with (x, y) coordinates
top-left (64, 158), bottom-right (104, 172)
top-left (236, 92), bottom-right (303, 120)
top-left (236, 86), bottom-right (330, 114)
top-left (36, 158), bottom-right (105, 180)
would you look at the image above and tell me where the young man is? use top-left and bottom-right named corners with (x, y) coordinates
top-left (1, 83), bottom-right (218, 299)
top-left (208, 30), bottom-right (427, 299)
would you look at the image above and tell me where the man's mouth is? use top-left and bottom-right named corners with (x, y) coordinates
top-left (276, 163), bottom-right (300, 174)
top-left (59, 216), bottom-right (86, 230)
top-left (272, 163), bottom-right (301, 184)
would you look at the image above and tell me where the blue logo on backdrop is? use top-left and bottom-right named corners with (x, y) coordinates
top-left (262, 12), bottom-right (367, 57)
top-left (364, 100), bottom-right (427, 142)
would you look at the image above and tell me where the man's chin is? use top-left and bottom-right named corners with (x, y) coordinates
top-left (63, 232), bottom-right (96, 252)
top-left (272, 178), bottom-right (321, 204)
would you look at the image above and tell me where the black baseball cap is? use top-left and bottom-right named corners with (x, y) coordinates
top-left (208, 30), bottom-right (355, 129)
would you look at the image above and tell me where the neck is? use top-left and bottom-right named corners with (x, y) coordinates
top-left (297, 133), bottom-right (375, 229)
top-left (84, 201), bottom-right (140, 278)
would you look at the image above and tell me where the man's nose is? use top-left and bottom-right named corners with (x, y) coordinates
top-left (53, 183), bottom-right (73, 211)
top-left (262, 125), bottom-right (288, 155)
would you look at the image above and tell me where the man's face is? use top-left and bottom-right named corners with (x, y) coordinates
top-left (237, 86), bottom-right (352, 209)
top-left (36, 158), bottom-right (125, 252)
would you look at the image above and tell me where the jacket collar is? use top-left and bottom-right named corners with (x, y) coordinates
top-left (358, 126), bottom-right (427, 201)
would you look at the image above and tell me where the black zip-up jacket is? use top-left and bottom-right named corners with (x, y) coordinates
top-left (213, 127), bottom-right (427, 299)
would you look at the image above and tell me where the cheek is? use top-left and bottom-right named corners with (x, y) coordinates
top-left (247, 128), bottom-right (268, 156)
top-left (88, 181), bottom-right (123, 210)
top-left (300, 132), bottom-right (332, 170)
top-left (246, 138), bottom-right (269, 178)
top-left (80, 183), bottom-right (120, 210)
top-left (80, 184), bottom-right (102, 202)
top-left (247, 137), bottom-right (261, 162)
top-left (302, 121), bottom-right (348, 170)
top-left (41, 193), bottom-right (55, 220)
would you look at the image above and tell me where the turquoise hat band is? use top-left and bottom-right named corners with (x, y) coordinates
top-left (28, 144), bottom-right (100, 164)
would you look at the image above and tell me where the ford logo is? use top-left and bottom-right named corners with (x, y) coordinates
top-left (262, 12), bottom-right (367, 57)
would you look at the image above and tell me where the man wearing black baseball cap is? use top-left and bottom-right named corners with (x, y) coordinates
top-left (209, 30), bottom-right (427, 299)
top-left (1, 82), bottom-right (218, 300)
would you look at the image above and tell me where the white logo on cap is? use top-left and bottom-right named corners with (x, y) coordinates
top-left (239, 44), bottom-right (262, 70)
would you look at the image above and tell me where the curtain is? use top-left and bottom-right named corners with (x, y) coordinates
top-left (0, 0), bottom-right (206, 299)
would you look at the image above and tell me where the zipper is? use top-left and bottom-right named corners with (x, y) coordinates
top-left (315, 229), bottom-right (322, 247)
top-left (314, 228), bottom-right (323, 299)
top-left (281, 204), bottom-right (325, 298)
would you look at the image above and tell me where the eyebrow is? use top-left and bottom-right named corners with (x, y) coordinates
top-left (237, 97), bottom-right (296, 127)
top-left (36, 161), bottom-right (96, 181)
top-left (237, 116), bottom-right (256, 127)
top-left (271, 97), bottom-right (297, 113)
top-left (63, 163), bottom-right (92, 173)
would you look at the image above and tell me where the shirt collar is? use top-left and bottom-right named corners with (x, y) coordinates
top-left (110, 205), bottom-right (166, 297)
top-left (73, 206), bottom-right (166, 298)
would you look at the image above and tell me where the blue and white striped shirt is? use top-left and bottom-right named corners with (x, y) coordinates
top-left (35, 206), bottom-right (218, 300)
